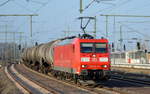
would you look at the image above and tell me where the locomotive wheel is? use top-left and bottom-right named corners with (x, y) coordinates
top-left (73, 74), bottom-right (78, 84)
top-left (74, 78), bottom-right (77, 84)
top-left (60, 73), bottom-right (63, 80)
top-left (53, 71), bottom-right (58, 78)
top-left (62, 73), bottom-right (65, 80)
top-left (43, 69), bottom-right (46, 74)
top-left (57, 72), bottom-right (61, 80)
top-left (63, 73), bottom-right (67, 80)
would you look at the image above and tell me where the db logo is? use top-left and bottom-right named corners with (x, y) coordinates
top-left (92, 58), bottom-right (97, 62)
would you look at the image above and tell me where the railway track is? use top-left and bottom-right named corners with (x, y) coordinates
top-left (100, 73), bottom-right (150, 94)
top-left (4, 61), bottom-right (150, 94)
top-left (7, 63), bottom-right (150, 94)
top-left (15, 64), bottom-right (121, 94)
top-left (111, 74), bottom-right (150, 86)
top-left (4, 66), bottom-right (30, 94)
top-left (12, 63), bottom-right (150, 94)
top-left (5, 64), bottom-right (53, 94)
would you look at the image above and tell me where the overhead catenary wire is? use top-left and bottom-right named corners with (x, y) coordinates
top-left (84, 0), bottom-right (96, 10)
top-left (100, 2), bottom-right (116, 6)
top-left (0, 0), bottom-right (11, 7)
top-left (12, 0), bottom-right (35, 13)
top-left (117, 21), bottom-right (150, 24)
top-left (119, 23), bottom-right (150, 38)
top-left (98, 0), bottom-right (133, 13)
top-left (12, 0), bottom-right (52, 13)
top-left (34, 0), bottom-right (52, 13)
top-left (80, 0), bottom-right (115, 13)
top-left (26, 0), bottom-right (46, 5)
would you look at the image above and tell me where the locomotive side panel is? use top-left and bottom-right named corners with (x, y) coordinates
top-left (54, 44), bottom-right (76, 73)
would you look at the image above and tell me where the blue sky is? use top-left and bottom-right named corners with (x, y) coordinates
top-left (0, 0), bottom-right (150, 50)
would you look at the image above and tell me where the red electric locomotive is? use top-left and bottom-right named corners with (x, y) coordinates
top-left (53, 36), bottom-right (111, 82)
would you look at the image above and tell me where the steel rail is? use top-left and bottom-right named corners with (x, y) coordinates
top-left (8, 64), bottom-right (52, 94)
top-left (111, 75), bottom-right (150, 85)
top-left (5, 66), bottom-right (31, 94)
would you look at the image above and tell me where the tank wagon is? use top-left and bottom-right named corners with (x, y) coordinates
top-left (22, 34), bottom-right (111, 83)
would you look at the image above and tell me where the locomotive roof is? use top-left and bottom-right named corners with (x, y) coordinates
top-left (57, 38), bottom-right (108, 45)
top-left (73, 38), bottom-right (108, 43)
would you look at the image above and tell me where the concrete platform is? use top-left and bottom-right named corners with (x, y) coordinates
top-left (111, 63), bottom-right (150, 76)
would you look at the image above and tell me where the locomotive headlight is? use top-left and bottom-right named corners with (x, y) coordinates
top-left (101, 65), bottom-right (107, 68)
top-left (81, 57), bottom-right (90, 62)
top-left (99, 57), bottom-right (108, 62)
top-left (81, 65), bottom-right (87, 68)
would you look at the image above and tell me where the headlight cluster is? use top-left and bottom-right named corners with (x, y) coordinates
top-left (101, 65), bottom-right (107, 68)
top-left (99, 57), bottom-right (108, 62)
top-left (81, 65), bottom-right (87, 68)
top-left (81, 57), bottom-right (90, 62)
top-left (81, 57), bottom-right (108, 62)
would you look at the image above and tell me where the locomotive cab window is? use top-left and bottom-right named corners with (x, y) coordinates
top-left (80, 43), bottom-right (93, 53)
top-left (80, 43), bottom-right (107, 53)
top-left (95, 43), bottom-right (107, 53)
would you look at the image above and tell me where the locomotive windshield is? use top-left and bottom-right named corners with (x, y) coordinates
top-left (95, 43), bottom-right (107, 53)
top-left (80, 43), bottom-right (107, 53)
top-left (80, 43), bottom-right (93, 53)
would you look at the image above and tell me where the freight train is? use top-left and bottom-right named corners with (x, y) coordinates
top-left (21, 34), bottom-right (111, 83)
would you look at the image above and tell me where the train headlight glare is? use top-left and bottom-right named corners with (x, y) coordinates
top-left (101, 65), bottom-right (107, 68)
top-left (81, 57), bottom-right (90, 62)
top-left (99, 57), bottom-right (108, 62)
top-left (92, 54), bottom-right (96, 57)
top-left (81, 65), bottom-right (87, 68)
